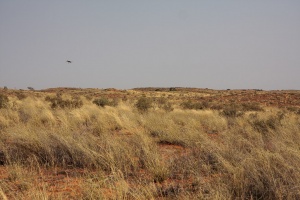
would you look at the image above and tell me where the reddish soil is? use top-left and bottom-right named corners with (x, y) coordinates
top-left (158, 143), bottom-right (189, 161)
top-left (0, 143), bottom-right (195, 199)
top-left (0, 166), bottom-right (85, 199)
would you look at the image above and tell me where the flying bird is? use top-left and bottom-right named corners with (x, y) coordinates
top-left (66, 60), bottom-right (72, 63)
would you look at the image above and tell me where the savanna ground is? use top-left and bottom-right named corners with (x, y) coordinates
top-left (0, 87), bottom-right (300, 200)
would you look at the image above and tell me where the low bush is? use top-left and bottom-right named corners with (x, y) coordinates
top-left (135, 97), bottom-right (152, 112)
top-left (180, 100), bottom-right (208, 110)
top-left (221, 104), bottom-right (244, 118)
top-left (250, 115), bottom-right (281, 133)
top-left (209, 102), bottom-right (224, 110)
top-left (156, 97), bottom-right (174, 112)
top-left (287, 106), bottom-right (300, 115)
top-left (45, 95), bottom-right (83, 109)
top-left (15, 92), bottom-right (27, 100)
top-left (161, 102), bottom-right (174, 112)
top-left (241, 102), bottom-right (264, 111)
top-left (251, 119), bottom-right (269, 133)
top-left (93, 97), bottom-right (109, 107)
top-left (0, 94), bottom-right (9, 109)
top-left (93, 97), bottom-right (118, 107)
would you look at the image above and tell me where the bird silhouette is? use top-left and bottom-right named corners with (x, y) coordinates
top-left (66, 60), bottom-right (72, 63)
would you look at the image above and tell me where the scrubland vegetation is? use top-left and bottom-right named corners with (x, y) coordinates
top-left (0, 87), bottom-right (300, 199)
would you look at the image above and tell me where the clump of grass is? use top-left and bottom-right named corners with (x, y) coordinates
top-left (180, 100), bottom-right (209, 110)
top-left (0, 187), bottom-right (8, 200)
top-left (221, 104), bottom-right (244, 118)
top-left (224, 150), bottom-right (300, 200)
top-left (161, 102), bottom-right (174, 112)
top-left (155, 97), bottom-right (174, 112)
top-left (135, 97), bottom-right (152, 112)
top-left (0, 94), bottom-right (9, 109)
top-left (93, 97), bottom-right (118, 107)
top-left (249, 112), bottom-right (284, 134)
top-left (286, 106), bottom-right (300, 115)
top-left (152, 166), bottom-right (170, 183)
top-left (15, 92), bottom-right (27, 100)
top-left (3, 130), bottom-right (111, 169)
top-left (45, 94), bottom-right (83, 109)
top-left (241, 102), bottom-right (264, 111)
top-left (93, 97), bottom-right (110, 107)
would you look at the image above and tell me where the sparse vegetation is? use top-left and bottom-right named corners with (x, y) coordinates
top-left (1, 88), bottom-right (300, 199)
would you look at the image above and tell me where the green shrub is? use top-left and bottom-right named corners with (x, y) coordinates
top-left (180, 101), bottom-right (192, 109)
top-left (109, 98), bottom-right (119, 107)
top-left (45, 95), bottom-right (83, 109)
top-left (156, 97), bottom-right (174, 112)
top-left (210, 102), bottom-right (224, 110)
top-left (135, 97), bottom-right (152, 112)
top-left (0, 94), bottom-right (9, 109)
top-left (93, 97), bottom-right (118, 107)
top-left (93, 97), bottom-right (109, 107)
top-left (85, 95), bottom-right (93, 101)
top-left (250, 116), bottom-right (280, 134)
top-left (161, 102), bottom-right (174, 112)
top-left (251, 119), bottom-right (269, 133)
top-left (221, 104), bottom-right (244, 118)
top-left (180, 100), bottom-right (208, 110)
top-left (153, 167), bottom-right (170, 183)
top-left (15, 92), bottom-right (27, 100)
top-left (241, 102), bottom-right (264, 111)
top-left (287, 107), bottom-right (300, 115)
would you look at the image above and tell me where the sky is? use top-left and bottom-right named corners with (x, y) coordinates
top-left (1, 1), bottom-right (300, 90)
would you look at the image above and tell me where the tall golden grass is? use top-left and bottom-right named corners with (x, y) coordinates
top-left (0, 90), bottom-right (300, 199)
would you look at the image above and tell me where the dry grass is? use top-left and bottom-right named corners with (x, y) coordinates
top-left (0, 88), bottom-right (300, 199)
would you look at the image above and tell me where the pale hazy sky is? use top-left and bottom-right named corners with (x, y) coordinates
top-left (1, 1), bottom-right (300, 90)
